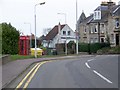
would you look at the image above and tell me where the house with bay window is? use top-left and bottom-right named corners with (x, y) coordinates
top-left (78, 0), bottom-right (120, 46)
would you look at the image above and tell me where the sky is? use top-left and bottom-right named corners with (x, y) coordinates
top-left (1, 0), bottom-right (120, 37)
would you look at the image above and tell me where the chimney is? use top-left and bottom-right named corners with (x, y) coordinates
top-left (101, 1), bottom-right (108, 6)
top-left (57, 22), bottom-right (61, 43)
top-left (58, 22), bottom-right (61, 33)
top-left (107, 0), bottom-right (116, 9)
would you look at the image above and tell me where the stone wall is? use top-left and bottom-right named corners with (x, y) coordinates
top-left (1, 55), bottom-right (11, 65)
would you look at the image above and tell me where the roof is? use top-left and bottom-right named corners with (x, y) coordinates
top-left (113, 5), bottom-right (120, 16)
top-left (91, 12), bottom-right (108, 23)
top-left (94, 6), bottom-right (108, 11)
top-left (77, 12), bottom-right (86, 24)
top-left (78, 2), bottom-right (120, 25)
top-left (83, 14), bottom-right (93, 24)
top-left (45, 24), bottom-right (66, 40)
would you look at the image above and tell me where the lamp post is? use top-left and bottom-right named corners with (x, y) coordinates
top-left (57, 13), bottom-right (67, 55)
top-left (24, 22), bottom-right (32, 49)
top-left (34, 2), bottom-right (45, 58)
top-left (76, 0), bottom-right (79, 55)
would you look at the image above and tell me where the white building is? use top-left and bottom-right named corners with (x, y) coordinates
top-left (42, 23), bottom-right (76, 48)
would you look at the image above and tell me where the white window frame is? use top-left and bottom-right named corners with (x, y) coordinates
top-left (63, 31), bottom-right (66, 35)
top-left (91, 26), bottom-right (93, 33)
top-left (68, 31), bottom-right (71, 35)
top-left (94, 11), bottom-right (101, 20)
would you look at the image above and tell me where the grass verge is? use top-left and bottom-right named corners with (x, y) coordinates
top-left (10, 54), bottom-right (67, 61)
top-left (97, 46), bottom-right (120, 54)
top-left (10, 55), bottom-right (35, 61)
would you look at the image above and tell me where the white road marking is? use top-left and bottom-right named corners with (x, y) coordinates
top-left (85, 62), bottom-right (91, 69)
top-left (88, 59), bottom-right (94, 62)
top-left (93, 70), bottom-right (113, 84)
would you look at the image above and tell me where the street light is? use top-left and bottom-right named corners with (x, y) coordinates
top-left (34, 2), bottom-right (45, 58)
top-left (24, 22), bottom-right (32, 49)
top-left (57, 13), bottom-right (67, 55)
top-left (76, 0), bottom-right (79, 55)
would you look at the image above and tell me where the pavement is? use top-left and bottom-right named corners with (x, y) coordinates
top-left (2, 55), bottom-right (94, 88)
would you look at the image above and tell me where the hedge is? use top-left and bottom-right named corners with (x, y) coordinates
top-left (78, 43), bottom-right (110, 53)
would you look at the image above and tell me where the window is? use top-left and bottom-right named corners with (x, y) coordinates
top-left (97, 11), bottom-right (101, 20)
top-left (94, 12), bottom-right (97, 19)
top-left (68, 31), bottom-right (71, 35)
top-left (98, 12), bottom-right (100, 18)
top-left (84, 28), bottom-right (87, 33)
top-left (63, 31), bottom-right (66, 35)
top-left (91, 26), bottom-right (93, 33)
top-left (94, 11), bottom-right (101, 20)
top-left (115, 18), bottom-right (119, 28)
top-left (84, 27), bottom-right (87, 33)
top-left (94, 28), bottom-right (97, 33)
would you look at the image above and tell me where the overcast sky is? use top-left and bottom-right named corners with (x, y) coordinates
top-left (1, 0), bottom-right (119, 37)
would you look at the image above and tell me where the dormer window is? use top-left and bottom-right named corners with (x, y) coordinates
top-left (94, 11), bottom-right (101, 20)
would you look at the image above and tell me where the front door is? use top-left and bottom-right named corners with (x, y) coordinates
top-left (116, 34), bottom-right (119, 46)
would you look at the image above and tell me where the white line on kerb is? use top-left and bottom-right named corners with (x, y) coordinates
top-left (93, 70), bottom-right (113, 84)
top-left (85, 62), bottom-right (91, 69)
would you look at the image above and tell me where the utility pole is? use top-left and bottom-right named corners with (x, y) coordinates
top-left (76, 0), bottom-right (79, 55)
top-left (34, 2), bottom-right (45, 58)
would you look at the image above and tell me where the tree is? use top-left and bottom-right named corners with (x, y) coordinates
top-left (43, 28), bottom-right (52, 36)
top-left (2, 23), bottom-right (20, 54)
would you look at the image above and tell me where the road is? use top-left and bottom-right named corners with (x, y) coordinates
top-left (9, 55), bottom-right (119, 88)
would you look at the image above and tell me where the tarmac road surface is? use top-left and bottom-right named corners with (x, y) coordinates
top-left (7, 55), bottom-right (119, 89)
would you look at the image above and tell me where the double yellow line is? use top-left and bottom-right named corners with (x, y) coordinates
top-left (15, 61), bottom-right (51, 89)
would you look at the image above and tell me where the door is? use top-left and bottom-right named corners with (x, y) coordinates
top-left (116, 34), bottom-right (119, 46)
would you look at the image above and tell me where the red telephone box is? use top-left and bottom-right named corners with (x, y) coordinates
top-left (19, 36), bottom-right (30, 55)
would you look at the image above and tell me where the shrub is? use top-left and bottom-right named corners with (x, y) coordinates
top-left (78, 43), bottom-right (110, 53)
top-left (2, 23), bottom-right (20, 55)
top-left (78, 43), bottom-right (89, 52)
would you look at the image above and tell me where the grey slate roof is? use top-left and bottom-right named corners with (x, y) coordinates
top-left (78, 4), bottom-right (120, 24)
top-left (91, 12), bottom-right (108, 23)
top-left (94, 6), bottom-right (108, 11)
top-left (84, 14), bottom-right (93, 24)
top-left (77, 12), bottom-right (86, 24)
top-left (113, 5), bottom-right (120, 16)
